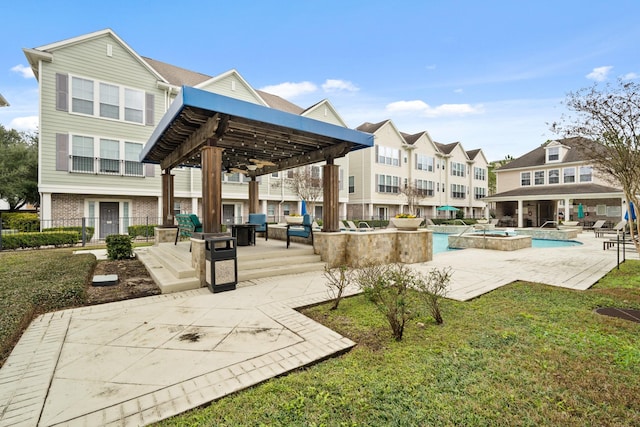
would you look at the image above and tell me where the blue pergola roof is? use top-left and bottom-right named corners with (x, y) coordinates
top-left (141, 86), bottom-right (374, 174)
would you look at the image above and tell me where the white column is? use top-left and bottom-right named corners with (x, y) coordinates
top-left (517, 199), bottom-right (524, 228)
top-left (157, 196), bottom-right (163, 223)
top-left (191, 197), bottom-right (198, 215)
top-left (564, 198), bottom-right (571, 221)
top-left (40, 192), bottom-right (52, 223)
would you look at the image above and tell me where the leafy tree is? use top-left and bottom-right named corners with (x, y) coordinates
top-left (552, 79), bottom-right (640, 249)
top-left (0, 126), bottom-right (38, 211)
top-left (488, 155), bottom-right (514, 195)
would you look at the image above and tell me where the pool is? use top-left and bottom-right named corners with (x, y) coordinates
top-left (432, 232), bottom-right (582, 254)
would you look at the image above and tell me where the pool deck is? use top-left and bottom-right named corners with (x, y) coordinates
top-left (0, 231), bottom-right (636, 426)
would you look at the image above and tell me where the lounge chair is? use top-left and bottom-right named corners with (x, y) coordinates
top-left (286, 213), bottom-right (313, 248)
top-left (247, 213), bottom-right (268, 241)
top-left (312, 220), bottom-right (322, 231)
top-left (590, 220), bottom-right (606, 234)
top-left (344, 220), bottom-right (358, 231)
top-left (175, 213), bottom-right (203, 245)
top-left (358, 221), bottom-right (373, 231)
top-left (595, 220), bottom-right (627, 238)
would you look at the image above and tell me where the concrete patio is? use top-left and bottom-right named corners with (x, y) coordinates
top-left (0, 232), bottom-right (635, 426)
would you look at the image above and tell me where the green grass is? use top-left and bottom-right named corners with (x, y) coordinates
top-left (156, 262), bottom-right (640, 426)
top-left (0, 249), bottom-right (96, 366)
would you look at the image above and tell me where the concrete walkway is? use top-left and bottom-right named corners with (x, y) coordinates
top-left (0, 232), bottom-right (634, 426)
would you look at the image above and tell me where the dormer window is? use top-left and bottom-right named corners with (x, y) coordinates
top-left (547, 146), bottom-right (560, 162)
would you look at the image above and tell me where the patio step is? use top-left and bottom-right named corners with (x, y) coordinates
top-left (135, 245), bottom-right (200, 294)
top-left (237, 248), bottom-right (325, 282)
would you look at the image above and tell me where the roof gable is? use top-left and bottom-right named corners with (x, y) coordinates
top-left (196, 69), bottom-right (267, 106)
top-left (302, 99), bottom-right (349, 127)
top-left (25, 29), bottom-right (165, 82)
top-left (497, 137), bottom-right (593, 171)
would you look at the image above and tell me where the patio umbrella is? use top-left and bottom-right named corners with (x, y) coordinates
top-left (577, 203), bottom-right (584, 219)
top-left (301, 200), bottom-right (307, 215)
top-left (624, 201), bottom-right (636, 221)
top-left (436, 205), bottom-right (460, 211)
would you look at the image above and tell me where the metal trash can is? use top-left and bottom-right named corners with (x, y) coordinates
top-left (205, 236), bottom-right (237, 293)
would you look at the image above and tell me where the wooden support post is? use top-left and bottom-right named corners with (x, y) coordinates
top-left (162, 170), bottom-right (174, 227)
top-left (322, 160), bottom-right (340, 232)
top-left (249, 178), bottom-right (260, 214)
top-left (201, 145), bottom-right (224, 233)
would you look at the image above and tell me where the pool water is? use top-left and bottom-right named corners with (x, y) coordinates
top-left (432, 232), bottom-right (582, 254)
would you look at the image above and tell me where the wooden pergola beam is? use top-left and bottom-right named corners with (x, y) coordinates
top-left (160, 114), bottom-right (220, 170)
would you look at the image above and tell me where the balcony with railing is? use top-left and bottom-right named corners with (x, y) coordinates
top-left (71, 155), bottom-right (144, 177)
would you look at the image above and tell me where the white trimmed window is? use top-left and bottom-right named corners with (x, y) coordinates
top-left (69, 134), bottom-right (145, 177)
top-left (376, 174), bottom-right (400, 193)
top-left (416, 154), bottom-right (434, 171)
top-left (68, 75), bottom-right (151, 125)
top-left (451, 162), bottom-right (465, 177)
top-left (451, 184), bottom-right (466, 199)
top-left (474, 167), bottom-right (486, 181)
top-left (521, 172), bottom-right (531, 186)
top-left (547, 146), bottom-right (560, 162)
top-left (534, 171), bottom-right (544, 185)
top-left (580, 166), bottom-right (593, 182)
top-left (415, 179), bottom-right (434, 197)
top-left (563, 167), bottom-right (576, 183)
top-left (376, 145), bottom-right (400, 166)
top-left (548, 169), bottom-right (560, 184)
top-left (474, 187), bottom-right (486, 199)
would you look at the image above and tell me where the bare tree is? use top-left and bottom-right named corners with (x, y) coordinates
top-left (286, 165), bottom-right (323, 214)
top-left (399, 182), bottom-right (426, 216)
top-left (552, 79), bottom-right (640, 249)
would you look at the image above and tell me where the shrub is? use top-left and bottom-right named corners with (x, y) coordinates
top-left (3, 213), bottom-right (39, 232)
top-left (414, 267), bottom-right (452, 324)
top-left (49, 226), bottom-right (95, 242)
top-left (128, 224), bottom-right (156, 239)
top-left (1, 231), bottom-right (80, 250)
top-left (323, 264), bottom-right (354, 310)
top-left (106, 234), bottom-right (134, 260)
top-left (355, 263), bottom-right (417, 341)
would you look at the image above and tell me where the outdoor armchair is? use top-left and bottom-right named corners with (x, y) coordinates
top-left (286, 213), bottom-right (313, 248)
top-left (247, 213), bottom-right (268, 241)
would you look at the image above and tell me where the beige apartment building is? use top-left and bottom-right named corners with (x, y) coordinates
top-left (486, 137), bottom-right (624, 227)
top-left (348, 120), bottom-right (489, 220)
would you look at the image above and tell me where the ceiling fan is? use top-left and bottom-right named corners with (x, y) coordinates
top-left (249, 158), bottom-right (276, 168)
top-left (228, 167), bottom-right (248, 175)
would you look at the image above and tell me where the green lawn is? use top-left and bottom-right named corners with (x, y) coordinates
top-left (0, 249), bottom-right (95, 366)
top-left (1, 249), bottom-right (639, 425)
top-left (156, 262), bottom-right (640, 426)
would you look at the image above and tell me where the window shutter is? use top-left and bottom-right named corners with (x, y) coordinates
top-left (56, 133), bottom-right (69, 171)
top-left (56, 73), bottom-right (68, 112)
top-left (145, 93), bottom-right (155, 126)
top-left (145, 163), bottom-right (155, 177)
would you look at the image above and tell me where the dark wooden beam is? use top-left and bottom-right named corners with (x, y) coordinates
top-left (161, 114), bottom-right (220, 170)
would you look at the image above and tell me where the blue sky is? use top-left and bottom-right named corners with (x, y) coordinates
top-left (1, 0), bottom-right (639, 160)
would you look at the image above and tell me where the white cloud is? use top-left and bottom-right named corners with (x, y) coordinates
top-left (259, 81), bottom-right (317, 99)
top-left (11, 64), bottom-right (34, 79)
top-left (321, 79), bottom-right (358, 93)
top-left (386, 99), bottom-right (483, 117)
top-left (9, 116), bottom-right (38, 131)
top-left (622, 72), bottom-right (639, 80)
top-left (586, 66), bottom-right (612, 82)
top-left (454, 88), bottom-right (464, 94)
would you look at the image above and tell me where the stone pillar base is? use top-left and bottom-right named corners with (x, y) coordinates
top-left (154, 227), bottom-right (177, 245)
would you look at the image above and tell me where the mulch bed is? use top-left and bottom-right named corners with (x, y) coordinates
top-left (595, 307), bottom-right (640, 323)
top-left (86, 258), bottom-right (160, 305)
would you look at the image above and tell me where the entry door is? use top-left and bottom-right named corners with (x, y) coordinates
top-left (222, 204), bottom-right (236, 225)
top-left (100, 202), bottom-right (119, 238)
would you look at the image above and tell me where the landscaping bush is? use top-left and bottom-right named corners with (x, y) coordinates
top-left (323, 264), bottom-right (354, 310)
top-left (1, 231), bottom-right (80, 250)
top-left (106, 234), bottom-right (133, 260)
top-left (355, 263), bottom-right (417, 341)
top-left (128, 224), bottom-right (156, 239)
top-left (3, 213), bottom-right (39, 232)
top-left (49, 226), bottom-right (95, 242)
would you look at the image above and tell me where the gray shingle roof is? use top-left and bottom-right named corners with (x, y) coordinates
top-left (496, 137), bottom-right (593, 170)
top-left (141, 56), bottom-right (304, 114)
top-left (356, 121), bottom-right (388, 133)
